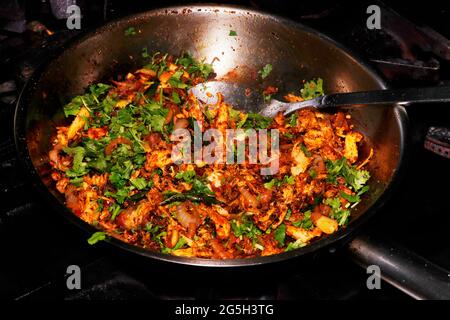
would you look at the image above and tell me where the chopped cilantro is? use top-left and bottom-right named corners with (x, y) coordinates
top-left (285, 239), bottom-right (306, 252)
top-left (130, 177), bottom-right (147, 190)
top-left (175, 170), bottom-right (196, 183)
top-left (172, 237), bottom-right (186, 250)
top-left (229, 30), bottom-right (237, 36)
top-left (172, 91), bottom-right (181, 104)
top-left (231, 215), bottom-right (262, 244)
top-left (326, 157), bottom-right (370, 191)
top-left (264, 175), bottom-right (295, 189)
top-left (292, 210), bottom-right (314, 230)
top-left (289, 113), bottom-right (298, 127)
top-left (63, 146), bottom-right (88, 177)
top-left (177, 53), bottom-right (213, 79)
top-left (240, 112), bottom-right (272, 129)
top-left (324, 197), bottom-right (350, 226)
top-left (340, 191), bottom-right (360, 203)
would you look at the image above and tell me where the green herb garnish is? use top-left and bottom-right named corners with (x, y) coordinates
top-left (259, 64), bottom-right (273, 79)
top-left (87, 231), bottom-right (107, 245)
top-left (124, 27), bottom-right (136, 36)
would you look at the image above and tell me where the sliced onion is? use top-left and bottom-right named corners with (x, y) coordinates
top-left (174, 203), bottom-right (201, 230)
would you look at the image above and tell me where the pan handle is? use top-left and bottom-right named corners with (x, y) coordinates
top-left (347, 233), bottom-right (450, 300)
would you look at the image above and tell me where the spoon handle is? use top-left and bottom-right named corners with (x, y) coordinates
top-left (322, 85), bottom-right (450, 107)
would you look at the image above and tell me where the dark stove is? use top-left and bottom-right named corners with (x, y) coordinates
top-left (1, 0), bottom-right (450, 301)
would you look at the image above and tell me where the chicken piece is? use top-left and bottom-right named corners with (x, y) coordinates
top-left (344, 132), bottom-right (363, 163)
top-left (135, 68), bottom-right (157, 79)
top-left (116, 201), bottom-right (153, 230)
top-left (291, 143), bottom-right (311, 176)
top-left (311, 212), bottom-right (338, 234)
top-left (83, 174), bottom-right (108, 188)
top-left (158, 70), bottom-right (175, 84)
top-left (286, 225), bottom-right (322, 243)
top-left (207, 170), bottom-right (224, 188)
top-left (284, 93), bottom-right (303, 103)
top-left (207, 209), bottom-right (231, 240)
top-left (214, 102), bottom-right (229, 137)
top-left (115, 99), bottom-right (131, 108)
top-left (87, 127), bottom-right (107, 139)
top-left (238, 186), bottom-right (259, 211)
top-left (145, 149), bottom-right (172, 172)
top-left (210, 239), bottom-right (233, 259)
top-left (260, 235), bottom-right (283, 256)
top-left (67, 107), bottom-right (90, 141)
top-left (165, 221), bottom-right (179, 249)
top-left (296, 109), bottom-right (319, 132)
top-left (172, 248), bottom-right (194, 257)
top-left (253, 206), bottom-right (277, 231)
top-left (56, 177), bottom-right (69, 193)
top-left (282, 185), bottom-right (295, 204)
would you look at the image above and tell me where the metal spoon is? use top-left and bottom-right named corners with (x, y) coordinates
top-left (189, 81), bottom-right (450, 117)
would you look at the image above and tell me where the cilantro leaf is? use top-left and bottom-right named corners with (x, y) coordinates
top-left (191, 178), bottom-right (214, 196)
top-left (177, 53), bottom-right (213, 79)
top-left (172, 91), bottom-right (181, 104)
top-left (172, 237), bottom-right (186, 251)
top-left (124, 27), bottom-right (136, 36)
top-left (63, 146), bottom-right (89, 177)
top-left (109, 203), bottom-right (121, 221)
top-left (87, 231), bottom-right (107, 245)
top-left (89, 83), bottom-right (110, 98)
top-left (231, 215), bottom-right (262, 242)
top-left (259, 64), bottom-right (273, 79)
top-left (324, 197), bottom-right (350, 226)
top-left (130, 177), bottom-right (147, 190)
top-left (343, 167), bottom-right (370, 192)
top-left (285, 239), bottom-right (306, 252)
top-left (274, 223), bottom-right (286, 246)
top-left (241, 112), bottom-right (272, 129)
top-left (63, 96), bottom-right (83, 117)
top-left (289, 113), bottom-right (298, 127)
top-left (340, 191), bottom-right (360, 203)
top-left (292, 210), bottom-right (314, 230)
top-left (175, 170), bottom-right (196, 183)
top-left (300, 78), bottom-right (324, 100)
top-left (229, 30), bottom-right (237, 36)
top-left (142, 102), bottom-right (169, 133)
top-left (326, 157), bottom-right (371, 192)
top-left (264, 175), bottom-right (294, 189)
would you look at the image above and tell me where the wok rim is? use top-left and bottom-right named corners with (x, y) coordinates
top-left (14, 4), bottom-right (408, 268)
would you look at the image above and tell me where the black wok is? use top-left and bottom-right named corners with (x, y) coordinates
top-left (13, 5), bottom-right (450, 298)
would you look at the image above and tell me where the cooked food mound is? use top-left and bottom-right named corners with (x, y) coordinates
top-left (49, 52), bottom-right (372, 259)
